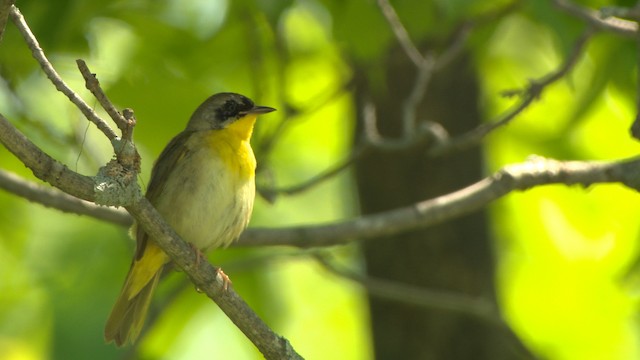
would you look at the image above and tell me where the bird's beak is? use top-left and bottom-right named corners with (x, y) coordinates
top-left (244, 106), bottom-right (276, 115)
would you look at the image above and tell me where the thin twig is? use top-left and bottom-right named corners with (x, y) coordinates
top-left (435, 0), bottom-right (523, 70)
top-left (373, 0), bottom-right (431, 150)
top-left (0, 0), bottom-right (14, 41)
top-left (259, 144), bottom-right (370, 200)
top-left (257, 81), bottom-right (352, 158)
top-left (376, 0), bottom-right (424, 67)
top-left (76, 59), bottom-right (128, 131)
top-left (362, 99), bottom-right (434, 151)
top-left (369, 1), bottom-right (523, 152)
top-left (76, 60), bottom-right (140, 172)
top-left (256, 85), bottom-right (353, 198)
top-left (552, 0), bottom-right (637, 37)
top-left (315, 254), bottom-right (503, 326)
top-left (8, 5), bottom-right (118, 141)
top-left (428, 27), bottom-right (594, 157)
top-left (402, 54), bottom-right (435, 138)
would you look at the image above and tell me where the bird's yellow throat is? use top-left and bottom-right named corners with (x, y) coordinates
top-left (204, 114), bottom-right (258, 179)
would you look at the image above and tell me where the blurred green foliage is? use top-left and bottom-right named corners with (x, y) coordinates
top-left (1, 0), bottom-right (640, 359)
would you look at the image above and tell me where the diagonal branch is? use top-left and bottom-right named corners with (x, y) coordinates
top-left (1, 7), bottom-right (302, 356)
top-left (238, 155), bottom-right (640, 248)
top-left (0, 109), bottom-right (302, 359)
top-left (8, 5), bottom-right (118, 141)
top-left (0, 168), bottom-right (131, 225)
top-left (376, 0), bottom-right (424, 67)
top-left (0, 112), bottom-right (96, 200)
top-left (76, 59), bottom-right (129, 133)
top-left (552, 0), bottom-right (638, 37)
top-left (125, 199), bottom-right (301, 359)
top-left (428, 27), bottom-right (594, 157)
top-left (370, 1), bottom-right (523, 153)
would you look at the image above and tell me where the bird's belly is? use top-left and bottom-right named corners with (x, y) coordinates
top-left (153, 146), bottom-right (255, 251)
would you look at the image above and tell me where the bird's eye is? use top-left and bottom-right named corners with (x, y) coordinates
top-left (217, 100), bottom-right (240, 120)
top-left (241, 97), bottom-right (253, 109)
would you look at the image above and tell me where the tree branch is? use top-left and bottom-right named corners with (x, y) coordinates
top-left (428, 27), bottom-right (594, 157)
top-left (1, 6), bottom-right (302, 356)
top-left (315, 253), bottom-right (502, 325)
top-left (0, 168), bottom-right (130, 225)
top-left (8, 5), bottom-right (118, 141)
top-left (259, 144), bottom-right (370, 201)
top-left (376, 0), bottom-right (424, 68)
top-left (256, 1), bottom-right (524, 198)
top-left (238, 155), bottom-right (640, 247)
top-left (0, 0), bottom-right (14, 41)
top-left (76, 59), bottom-right (130, 133)
top-left (552, 0), bottom-right (638, 37)
top-left (0, 112), bottom-right (96, 200)
top-left (3, 143), bottom-right (640, 253)
top-left (369, 1), bottom-right (523, 153)
top-left (0, 110), bottom-right (302, 359)
top-left (125, 199), bottom-right (301, 359)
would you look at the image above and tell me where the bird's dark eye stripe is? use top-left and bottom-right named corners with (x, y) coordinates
top-left (215, 97), bottom-right (255, 120)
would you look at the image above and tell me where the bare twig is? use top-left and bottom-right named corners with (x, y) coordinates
top-left (372, 0), bottom-right (434, 150)
top-left (362, 99), bottom-right (440, 151)
top-left (260, 1), bottom-right (523, 197)
top-left (76, 59), bottom-right (140, 173)
top-left (256, 85), bottom-right (353, 199)
top-left (238, 155), bottom-right (640, 247)
top-left (0, 169), bottom-right (131, 226)
top-left (259, 144), bottom-right (370, 200)
top-left (432, 0), bottom-right (523, 69)
top-left (370, 1), bottom-right (523, 153)
top-left (8, 5), bottom-right (118, 141)
top-left (76, 59), bottom-right (128, 131)
top-left (428, 28), bottom-right (594, 157)
top-left (315, 254), bottom-right (502, 325)
top-left (257, 81), bottom-right (352, 158)
top-left (552, 0), bottom-right (637, 37)
top-left (376, 0), bottom-right (424, 67)
top-left (402, 54), bottom-right (435, 138)
top-left (0, 0), bottom-right (14, 41)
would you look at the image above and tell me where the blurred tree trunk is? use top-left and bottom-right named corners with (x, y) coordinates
top-left (353, 49), bottom-right (531, 359)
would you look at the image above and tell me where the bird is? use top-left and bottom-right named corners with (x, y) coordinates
top-left (104, 92), bottom-right (275, 346)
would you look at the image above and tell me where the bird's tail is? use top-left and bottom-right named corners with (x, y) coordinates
top-left (105, 241), bottom-right (167, 346)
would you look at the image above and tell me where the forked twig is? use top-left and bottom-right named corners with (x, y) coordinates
top-left (428, 27), bottom-right (595, 157)
top-left (8, 6), bottom-right (118, 141)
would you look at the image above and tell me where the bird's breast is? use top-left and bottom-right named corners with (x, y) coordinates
top-left (152, 130), bottom-right (256, 251)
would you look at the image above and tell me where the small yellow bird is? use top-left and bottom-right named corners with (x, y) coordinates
top-left (104, 92), bottom-right (275, 346)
